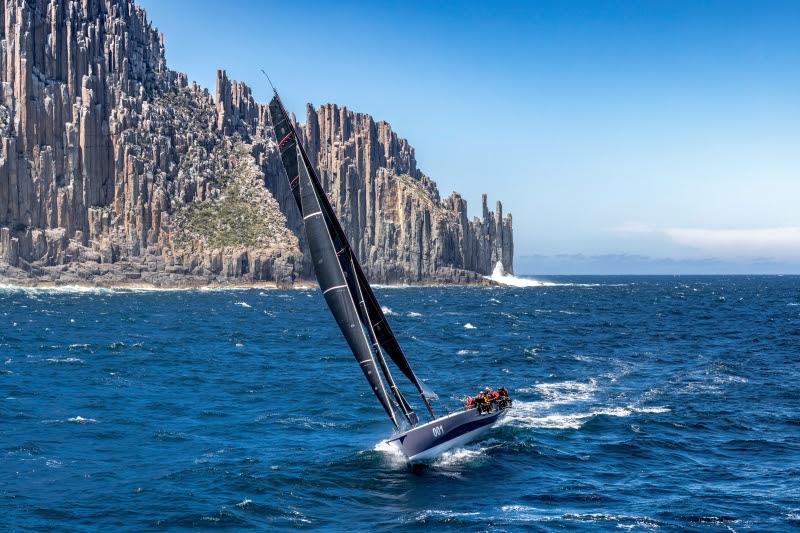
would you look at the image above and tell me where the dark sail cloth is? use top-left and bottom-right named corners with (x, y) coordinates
top-left (267, 92), bottom-right (436, 427)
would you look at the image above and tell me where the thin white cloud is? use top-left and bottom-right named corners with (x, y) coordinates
top-left (664, 226), bottom-right (800, 260)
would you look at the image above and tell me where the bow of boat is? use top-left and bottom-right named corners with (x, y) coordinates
top-left (386, 404), bottom-right (510, 462)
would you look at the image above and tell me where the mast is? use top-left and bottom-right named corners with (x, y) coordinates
top-left (268, 90), bottom-right (436, 424)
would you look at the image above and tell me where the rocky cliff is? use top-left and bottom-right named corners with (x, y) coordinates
top-left (0, 0), bottom-right (513, 286)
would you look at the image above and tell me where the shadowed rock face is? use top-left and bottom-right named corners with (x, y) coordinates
top-left (0, 0), bottom-right (512, 286)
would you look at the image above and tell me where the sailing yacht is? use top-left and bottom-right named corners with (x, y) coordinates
top-left (267, 90), bottom-right (511, 462)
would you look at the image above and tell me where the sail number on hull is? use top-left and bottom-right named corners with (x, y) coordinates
top-left (432, 425), bottom-right (445, 438)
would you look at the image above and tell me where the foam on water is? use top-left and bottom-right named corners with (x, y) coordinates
top-left (432, 446), bottom-right (489, 467)
top-left (234, 301), bottom-right (252, 308)
top-left (373, 439), bottom-right (408, 467)
top-left (504, 404), bottom-right (671, 429)
top-left (68, 343), bottom-right (91, 350)
top-left (46, 357), bottom-right (84, 364)
top-left (411, 510), bottom-right (482, 524)
top-left (3, 276), bottom-right (797, 531)
top-left (484, 261), bottom-right (557, 287)
top-left (67, 416), bottom-right (97, 424)
top-left (521, 379), bottom-right (598, 402)
top-left (463, 323), bottom-right (476, 329)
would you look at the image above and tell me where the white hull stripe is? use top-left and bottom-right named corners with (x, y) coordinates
top-left (303, 210), bottom-right (322, 220)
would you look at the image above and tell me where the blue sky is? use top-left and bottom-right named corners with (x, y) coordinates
top-left (138, 0), bottom-right (800, 273)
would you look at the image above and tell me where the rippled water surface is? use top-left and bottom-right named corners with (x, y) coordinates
top-left (2, 277), bottom-right (799, 531)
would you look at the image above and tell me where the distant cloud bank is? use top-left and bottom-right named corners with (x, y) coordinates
top-left (663, 227), bottom-right (800, 260)
top-left (517, 253), bottom-right (800, 275)
top-left (594, 224), bottom-right (800, 272)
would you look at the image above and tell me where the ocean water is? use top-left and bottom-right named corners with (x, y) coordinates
top-left (2, 276), bottom-right (799, 531)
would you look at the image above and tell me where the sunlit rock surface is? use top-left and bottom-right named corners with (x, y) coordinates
top-left (0, 0), bottom-right (512, 285)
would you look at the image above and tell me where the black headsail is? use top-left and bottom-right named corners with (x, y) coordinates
top-left (294, 151), bottom-right (400, 429)
top-left (268, 91), bottom-right (436, 425)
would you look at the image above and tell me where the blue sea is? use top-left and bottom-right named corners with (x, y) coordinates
top-left (2, 276), bottom-right (799, 531)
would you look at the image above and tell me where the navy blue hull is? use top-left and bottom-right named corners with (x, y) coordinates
top-left (387, 407), bottom-right (507, 461)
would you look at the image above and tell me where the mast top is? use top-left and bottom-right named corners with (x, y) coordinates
top-left (260, 69), bottom-right (278, 95)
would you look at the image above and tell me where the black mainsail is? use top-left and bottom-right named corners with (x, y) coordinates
top-left (268, 92), bottom-right (436, 428)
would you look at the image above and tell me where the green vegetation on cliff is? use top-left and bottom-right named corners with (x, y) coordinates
top-left (173, 142), bottom-right (294, 249)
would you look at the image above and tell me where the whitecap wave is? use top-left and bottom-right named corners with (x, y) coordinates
top-left (234, 301), bottom-right (252, 308)
top-left (68, 343), bottom-right (91, 350)
top-left (500, 506), bottom-right (660, 529)
top-left (633, 406), bottom-right (671, 414)
top-left (67, 416), bottom-right (97, 424)
top-left (463, 323), bottom-right (477, 329)
top-left (46, 357), bottom-right (84, 364)
top-left (381, 306), bottom-right (395, 315)
top-left (522, 379), bottom-right (598, 403)
top-left (411, 509), bottom-right (481, 523)
top-left (407, 311), bottom-right (422, 317)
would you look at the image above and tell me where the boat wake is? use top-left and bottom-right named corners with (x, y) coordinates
top-left (373, 439), bottom-right (409, 467)
top-left (373, 438), bottom-right (497, 469)
top-left (500, 376), bottom-right (671, 430)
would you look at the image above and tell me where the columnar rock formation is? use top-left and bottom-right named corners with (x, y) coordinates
top-left (300, 103), bottom-right (514, 282)
top-left (0, 0), bottom-right (513, 286)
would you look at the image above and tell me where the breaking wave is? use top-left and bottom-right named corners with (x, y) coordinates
top-left (485, 262), bottom-right (557, 287)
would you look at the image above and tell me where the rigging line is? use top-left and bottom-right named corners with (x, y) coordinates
top-left (272, 91), bottom-right (422, 424)
top-left (351, 255), bottom-right (416, 427)
top-left (259, 69), bottom-right (277, 94)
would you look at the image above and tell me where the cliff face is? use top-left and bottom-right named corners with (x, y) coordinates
top-left (301, 103), bottom-right (514, 282)
top-left (0, 0), bottom-right (513, 286)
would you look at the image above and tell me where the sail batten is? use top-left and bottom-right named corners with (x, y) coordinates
top-left (268, 92), bottom-right (436, 426)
